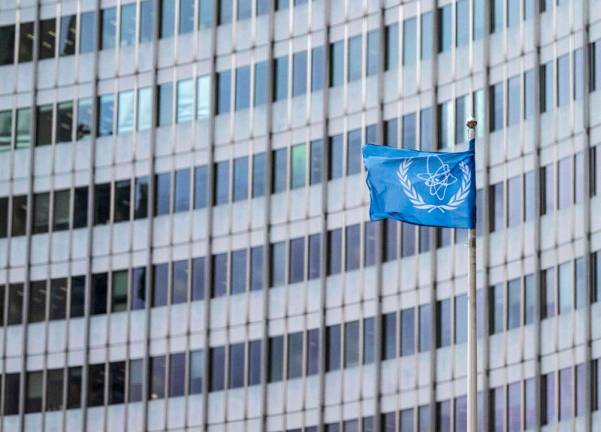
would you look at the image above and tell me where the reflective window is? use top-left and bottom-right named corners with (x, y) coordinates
top-left (254, 61), bottom-right (268, 106)
top-left (347, 129), bottom-right (361, 175)
top-left (437, 400), bottom-right (451, 432)
top-left (269, 336), bottom-right (284, 382)
top-left (541, 61), bottom-right (554, 112)
top-left (490, 82), bottom-right (504, 132)
top-left (59, 15), bottom-right (77, 56)
top-left (36, 104), bottom-right (53, 146)
top-left (401, 223), bottom-right (415, 257)
top-left (235, 66), bottom-right (251, 111)
top-left (327, 228), bottom-right (342, 275)
top-left (384, 220), bottom-right (398, 262)
top-left (0, 25), bottom-right (15, 65)
top-left (79, 12), bottom-right (96, 54)
top-left (421, 12), bottom-right (433, 60)
top-left (117, 91), bottom-right (134, 134)
top-left (252, 153), bottom-right (266, 197)
top-left (233, 157), bottom-right (249, 202)
top-left (558, 157), bottom-right (572, 209)
top-left (153, 263), bottom-right (168, 307)
top-left (384, 119), bottom-right (398, 148)
top-left (270, 241), bottom-right (285, 287)
top-left (218, 0), bottom-right (233, 25)
top-left (558, 261), bottom-right (573, 314)
top-left (382, 312), bottom-right (397, 360)
top-left (345, 224), bottom-right (360, 271)
top-left (39, 18), bottom-right (56, 59)
top-left (456, 0), bottom-right (469, 47)
top-left (149, 356), bottom-right (166, 399)
top-left (128, 359), bottom-right (144, 402)
top-left (293, 51), bottom-right (307, 96)
top-left (523, 273), bottom-right (535, 325)
top-left (311, 46), bottom-right (325, 91)
top-left (507, 75), bottom-right (520, 126)
top-left (248, 340), bottom-right (261, 385)
top-left (541, 164), bottom-right (555, 215)
top-left (362, 317), bottom-right (375, 364)
top-left (189, 350), bottom-right (203, 394)
top-left (438, 101), bottom-right (452, 149)
top-left (542, 373), bottom-right (556, 425)
top-left (192, 257), bottom-right (205, 301)
top-left (524, 69), bottom-right (535, 119)
top-left (133, 176), bottom-right (149, 219)
top-left (250, 246), bottom-right (264, 291)
top-left (120, 4), bottom-right (136, 47)
top-left (576, 257), bottom-right (586, 309)
top-left (33, 192), bottom-right (50, 234)
top-left (272, 148), bottom-right (287, 193)
top-left (558, 54), bottom-right (570, 107)
top-left (329, 134), bottom-right (343, 180)
top-left (140, 0), bottom-right (155, 42)
top-left (199, 0), bottom-right (214, 29)
top-left (231, 249), bottom-right (247, 294)
top-left (229, 343), bottom-right (245, 388)
top-left (289, 237), bottom-right (305, 284)
top-left (217, 71), bottom-right (231, 114)
top-left (169, 353), bottom-right (186, 397)
top-left (364, 221), bottom-right (376, 266)
top-left (111, 271), bottom-right (128, 312)
top-left (18, 22), bottom-right (34, 63)
top-left (594, 41), bottom-right (601, 92)
top-left (179, 0), bottom-right (195, 33)
top-left (490, 284), bottom-right (504, 334)
top-left (419, 304), bottom-right (431, 352)
top-left (491, 0), bottom-right (503, 33)
top-left (274, 56), bottom-right (289, 101)
top-left (437, 299), bottom-right (451, 347)
top-left (366, 30), bottom-right (379, 76)
top-left (455, 294), bottom-right (467, 344)
top-left (308, 234), bottom-right (321, 280)
top-left (197, 75), bottom-right (211, 119)
top-left (402, 113), bottom-right (416, 149)
top-left (438, 5), bottom-right (451, 53)
top-left (490, 182), bottom-right (504, 232)
top-left (559, 367), bottom-right (573, 421)
top-left (330, 41), bottom-right (344, 87)
top-left (287, 332), bottom-right (303, 379)
top-left (401, 307), bottom-right (415, 355)
top-left (386, 23), bottom-right (399, 70)
top-left (212, 253), bottom-right (227, 297)
top-left (56, 101), bottom-right (73, 143)
top-left (161, 0), bottom-right (175, 38)
top-left (214, 161), bottom-right (230, 205)
top-left (326, 324), bottom-right (341, 371)
top-left (177, 79), bottom-right (194, 123)
top-left (348, 36), bottom-right (362, 82)
top-left (174, 168), bottom-right (190, 212)
top-left (101, 8), bottom-right (117, 49)
top-left (97, 94), bottom-right (114, 137)
top-left (172, 260), bottom-right (189, 303)
top-left (455, 95), bottom-right (468, 144)
top-left (420, 107), bottom-right (432, 150)
top-left (131, 267), bottom-right (146, 310)
top-left (306, 328), bottom-right (319, 375)
top-left (310, 139), bottom-right (323, 185)
top-left (419, 405), bottom-right (431, 432)
top-left (76, 98), bottom-right (92, 140)
top-left (505, 278), bottom-right (521, 330)
top-left (237, 0), bottom-right (252, 20)
top-left (158, 82), bottom-right (174, 126)
top-left (257, 0), bottom-right (270, 15)
top-left (0, 110), bottom-right (11, 151)
top-left (136, 87), bottom-right (152, 131)
top-left (506, 175), bottom-right (521, 228)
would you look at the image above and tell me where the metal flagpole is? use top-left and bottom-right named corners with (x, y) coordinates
top-left (466, 117), bottom-right (478, 432)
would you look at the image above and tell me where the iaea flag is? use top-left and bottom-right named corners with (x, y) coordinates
top-left (362, 142), bottom-right (476, 229)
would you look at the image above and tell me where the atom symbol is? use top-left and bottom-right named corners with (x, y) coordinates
top-left (416, 155), bottom-right (458, 200)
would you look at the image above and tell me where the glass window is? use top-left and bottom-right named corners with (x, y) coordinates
top-left (193, 165), bottom-right (207, 209)
top-left (199, 0), bottom-right (214, 29)
top-left (235, 66), bottom-right (251, 111)
top-left (330, 41), bottom-right (344, 87)
top-left (557, 54), bottom-right (570, 107)
top-left (361, 317), bottom-right (375, 364)
top-left (364, 221), bottom-right (377, 266)
top-left (507, 175), bottom-right (521, 227)
top-left (575, 257), bottom-right (586, 309)
top-left (120, 4), bottom-right (136, 47)
top-left (59, 15), bottom-right (77, 56)
top-left (172, 260), bottom-right (188, 304)
top-left (160, 0), bottom-right (175, 38)
top-left (227, 343), bottom-right (245, 388)
top-left (177, 79), bottom-right (194, 123)
top-left (559, 367), bottom-right (573, 421)
top-left (39, 18), bottom-right (56, 59)
top-left (67, 367), bottom-right (82, 408)
top-left (454, 294), bottom-right (467, 344)
top-left (507, 75), bottom-right (520, 126)
top-left (218, 0), bottom-right (233, 25)
top-left (0, 110), bottom-right (11, 151)
top-left (79, 12), bottom-right (96, 54)
top-left (383, 220), bottom-right (398, 262)
top-left (91, 273), bottom-right (108, 315)
top-left (289, 237), bottom-right (305, 284)
top-left (28, 281), bottom-right (46, 323)
top-left (558, 157), bottom-right (572, 209)
top-left (232, 157), bottom-right (249, 202)
top-left (345, 224), bottom-right (360, 271)
top-left (140, 0), bottom-right (155, 42)
top-left (385, 23), bottom-right (399, 70)
top-left (307, 328), bottom-right (319, 375)
top-left (87, 364), bottom-right (106, 406)
top-left (308, 233), bottom-right (321, 280)
top-left (420, 107), bottom-right (432, 151)
top-left (231, 249), bottom-right (246, 295)
top-left (101, 8), bottom-right (117, 49)
top-left (217, 71), bottom-right (231, 114)
top-left (237, 0), bottom-right (252, 19)
top-left (542, 372), bottom-right (556, 425)
top-left (541, 164), bottom-right (555, 215)
top-left (491, 0), bottom-right (503, 33)
top-left (128, 359), bottom-right (144, 402)
top-left (149, 356), bottom-right (166, 399)
top-left (0, 198), bottom-right (7, 239)
top-left (0, 25), bottom-right (15, 65)
top-left (36, 104), bottom-right (53, 146)
top-left (329, 134), bottom-right (343, 180)
top-left (384, 119), bottom-right (398, 148)
top-left (269, 336), bottom-right (284, 382)
top-left (366, 30), bottom-right (379, 76)
top-left (438, 5), bottom-right (451, 53)
top-left (506, 278), bottom-right (521, 330)
top-left (270, 241), bottom-right (285, 287)
top-left (473, 89), bottom-right (485, 137)
top-left (272, 148), bottom-right (287, 193)
top-left (192, 257), bottom-right (205, 301)
top-left (254, 61), bottom-right (268, 106)
top-left (490, 82), bottom-right (504, 132)
top-left (7, 283), bottom-right (24, 325)
top-left (131, 267), bottom-right (146, 310)
top-left (33, 192), bottom-right (50, 234)
top-left (576, 363), bottom-right (586, 416)
top-left (523, 69), bottom-right (535, 120)
top-left (134, 176), bottom-right (149, 219)
top-left (522, 273), bottom-right (535, 325)
top-left (558, 261), bottom-right (573, 314)
top-left (243, 340), bottom-right (261, 386)
top-left (274, 56), bottom-right (289, 101)
top-left (134, 87), bottom-right (152, 131)
top-left (97, 94), bottom-right (114, 137)
top-left (437, 101), bottom-right (452, 149)
top-left (489, 284), bottom-right (504, 334)
top-left (593, 41), bottom-right (601, 93)
top-left (109, 362), bottom-right (126, 404)
top-left (347, 128), bottom-right (361, 175)
top-left (179, 0), bottom-right (195, 33)
top-left (153, 264), bottom-right (168, 307)
top-left (455, 95), bottom-right (468, 144)
top-left (212, 253), bottom-right (227, 297)
top-left (402, 112), bottom-right (416, 149)
top-left (197, 75), bottom-right (211, 119)
top-left (70, 276), bottom-right (86, 318)
top-left (11, 195), bottom-right (27, 236)
top-left (174, 169), bottom-right (190, 212)
top-left (456, 0), bottom-right (469, 47)
top-left (382, 312), bottom-right (397, 360)
top-left (56, 101), bottom-right (73, 143)
top-left (287, 332), bottom-right (303, 379)
top-left (327, 228), bottom-right (342, 275)
top-left (421, 12), bottom-right (433, 60)
top-left (117, 91), bottom-right (134, 134)
top-left (541, 61), bottom-right (554, 112)
top-left (189, 350), bottom-right (203, 394)
top-left (154, 172), bottom-right (171, 216)
top-left (111, 271), bottom-right (128, 312)
top-left (75, 98), bottom-right (92, 140)
top-left (348, 35), bottom-right (362, 82)
top-left (575, 152), bottom-right (584, 204)
top-left (344, 321), bottom-right (360, 367)
top-left (490, 182), bottom-right (504, 232)
top-left (169, 353), bottom-right (186, 397)
top-left (48, 278), bottom-right (67, 321)
top-left (490, 386), bottom-right (504, 432)
top-left (158, 82), bottom-right (174, 126)
top-left (311, 46), bottom-right (325, 92)
top-left (26, 371), bottom-right (43, 413)
top-left (309, 139), bottom-right (323, 185)
top-left (419, 404), bottom-right (431, 432)
top-left (18, 22), bottom-right (34, 63)
top-left (419, 304), bottom-right (431, 352)
top-left (436, 299), bottom-right (451, 347)
top-left (292, 51), bottom-right (307, 96)
top-left (400, 307), bottom-right (415, 356)
top-left (542, 267), bottom-right (555, 319)
top-left (252, 153), bottom-right (266, 198)
top-left (326, 324), bottom-right (341, 371)
top-left (524, 0), bottom-right (535, 19)
top-left (256, 0), bottom-right (270, 15)
top-left (214, 161), bottom-right (230, 205)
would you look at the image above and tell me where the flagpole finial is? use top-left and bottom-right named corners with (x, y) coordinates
top-left (466, 117), bottom-right (477, 129)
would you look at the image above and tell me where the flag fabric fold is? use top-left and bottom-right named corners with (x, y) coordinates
top-left (362, 142), bottom-right (476, 228)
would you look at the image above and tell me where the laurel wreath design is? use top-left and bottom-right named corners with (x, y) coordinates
top-left (396, 158), bottom-right (471, 213)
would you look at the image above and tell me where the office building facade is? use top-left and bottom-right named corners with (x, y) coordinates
top-left (1, 0), bottom-right (601, 430)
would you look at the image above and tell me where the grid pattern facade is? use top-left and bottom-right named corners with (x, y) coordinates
top-left (1, 0), bottom-right (601, 431)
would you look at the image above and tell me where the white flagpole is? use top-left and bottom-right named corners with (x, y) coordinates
top-left (466, 117), bottom-right (478, 432)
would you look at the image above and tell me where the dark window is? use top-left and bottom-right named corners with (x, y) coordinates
top-left (12, 195), bottom-right (28, 236)
top-left (94, 183), bottom-right (111, 224)
top-left (326, 324), bottom-right (341, 371)
top-left (59, 15), bottom-right (76, 56)
top-left (541, 164), bottom-right (555, 215)
top-left (131, 267), bottom-right (146, 310)
top-left (189, 350), bottom-right (203, 394)
top-left (327, 228), bottom-right (342, 275)
top-left (129, 359), bottom-right (144, 402)
top-left (210, 347), bottom-right (225, 391)
top-left (250, 246), bottom-right (264, 291)
top-left (218, 0), bottom-right (233, 25)
top-left (114, 179), bottom-right (131, 222)
top-left (289, 237), bottom-right (305, 284)
top-left (229, 343), bottom-right (245, 388)
top-left (155, 172), bottom-right (171, 216)
top-left (87, 363), bottom-right (106, 406)
top-left (212, 253), bottom-right (227, 297)
top-left (311, 46), bottom-right (325, 91)
top-left (67, 367), bottom-right (82, 409)
top-left (489, 182), bottom-right (504, 232)
top-left (248, 340), bottom-right (262, 385)
top-left (160, 0), bottom-right (175, 38)
top-left (39, 18), bottom-right (56, 59)
top-left (101, 8), bottom-right (117, 49)
top-left (111, 271), bottom-right (128, 313)
top-left (26, 371), bottom-right (43, 413)
top-left (169, 353), bottom-right (186, 397)
top-left (490, 0), bottom-right (503, 33)
top-left (56, 101), bottom-right (73, 144)
top-left (109, 361), bottom-right (126, 404)
top-left (28, 281), bottom-right (46, 323)
top-left (49, 278), bottom-right (67, 320)
top-left (214, 160), bottom-right (230, 205)
top-left (91, 273), bottom-right (108, 315)
top-left (292, 51), bottom-right (307, 97)
top-left (401, 307), bottom-right (415, 356)
top-left (33, 192), bottom-right (50, 234)
top-left (70, 186), bottom-right (89, 228)
top-left (76, 97), bottom-right (92, 140)
top-left (153, 263), bottom-right (168, 307)
top-left (328, 134), bottom-right (343, 180)
top-left (403, 19), bottom-right (416, 65)
top-left (18, 22), bottom-right (34, 63)
top-left (542, 267), bottom-right (555, 319)
top-left (287, 332), bottom-right (303, 379)
top-left (0, 110), bottom-right (11, 151)
top-left (36, 104), bottom-right (53, 146)
top-left (0, 198), bottom-right (7, 239)
top-left (70, 276), bottom-right (86, 318)
top-left (541, 62), bottom-right (554, 113)
top-left (542, 373), bottom-right (556, 425)
top-left (149, 356), bottom-right (166, 399)
top-left (231, 249), bottom-right (247, 295)
top-left (363, 317), bottom-right (375, 364)
top-left (382, 312), bottom-right (397, 360)
top-left (272, 148), bottom-right (287, 193)
top-left (235, 66), bottom-right (251, 111)
top-left (307, 328), bottom-right (319, 375)
top-left (0, 25), bottom-right (15, 65)
top-left (192, 257), bottom-right (205, 301)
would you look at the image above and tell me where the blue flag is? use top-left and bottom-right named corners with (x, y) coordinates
top-left (363, 142), bottom-right (476, 228)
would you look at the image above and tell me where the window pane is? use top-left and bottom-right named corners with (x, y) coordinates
top-left (177, 79), bottom-right (194, 123)
top-left (172, 260), bottom-right (189, 304)
top-left (79, 12), bottom-right (96, 54)
top-left (438, 5), bottom-right (451, 53)
top-left (289, 237), bottom-right (305, 284)
top-left (421, 12), bottom-right (432, 60)
top-left (385, 23), bottom-right (399, 70)
top-left (18, 22), bottom-right (34, 63)
top-left (67, 367), bottom-right (82, 408)
top-left (456, 0), bottom-right (469, 47)
top-left (70, 276), bottom-right (85, 318)
top-left (254, 61), bottom-right (268, 106)
top-left (437, 299), bottom-right (451, 347)
top-left (158, 82), bottom-right (174, 126)
top-left (91, 273), bottom-right (108, 315)
top-left (149, 356), bottom-right (166, 399)
top-left (382, 313), bottom-right (397, 360)
top-left (575, 257), bottom-right (586, 309)
top-left (117, 91), bottom-right (134, 134)
top-left (269, 336), bottom-right (284, 382)
top-left (293, 51), bottom-right (307, 96)
top-left (272, 148), bottom-right (287, 193)
top-left (212, 253), bottom-right (227, 297)
top-left (33, 192), bottom-right (50, 234)
top-left (274, 56), bottom-right (289, 101)
top-left (154, 172), bottom-right (171, 216)
top-left (309, 139), bottom-right (323, 185)
top-left (11, 195), bottom-right (28, 236)
top-left (179, 0), bottom-right (195, 33)
top-left (87, 364), bottom-right (106, 406)
top-left (344, 321), bottom-right (360, 367)
top-left (233, 157), bottom-right (249, 201)
top-left (311, 46), bottom-right (325, 92)
top-left (330, 41), bottom-right (344, 87)
top-left (252, 153), bottom-right (266, 197)
top-left (169, 353), bottom-right (186, 396)
top-left (0, 25), bottom-right (16, 65)
top-left (217, 71), bottom-right (231, 114)
top-left (131, 267), bottom-right (146, 310)
top-left (250, 246), bottom-right (264, 291)
top-left (507, 76), bottom-right (520, 126)
top-left (59, 15), bottom-right (77, 56)
top-left (437, 101), bottom-right (452, 149)
top-left (491, 0), bottom-right (503, 33)
top-left (36, 104), bottom-right (53, 146)
top-left (199, 0), bottom-right (214, 29)
top-left (402, 112), bottom-right (416, 149)
top-left (134, 176), bottom-right (149, 219)
top-left (455, 294), bottom-right (467, 344)
top-left (153, 264), bottom-right (168, 307)
top-left (287, 332), bottom-right (303, 379)
top-left (348, 35), bottom-right (362, 82)
top-left (218, 0), bottom-right (233, 25)
top-left (401, 307), bottom-right (415, 355)
top-left (420, 107), bottom-right (432, 150)
top-left (76, 98), bottom-right (92, 140)
top-left (0, 110), bottom-right (12, 151)
top-left (541, 62), bottom-right (554, 112)
top-left (101, 8), bottom-right (117, 49)
top-left (109, 362), bottom-right (126, 404)
top-left (140, 0), bottom-right (155, 43)
top-left (558, 54), bottom-right (570, 107)
top-left (120, 4), bottom-right (136, 47)
top-left (419, 304), bottom-right (431, 352)
top-left (26, 371), bottom-right (43, 412)
top-left (189, 350), bottom-right (203, 394)
top-left (161, 0), bottom-right (175, 38)
top-left (174, 168), bottom-right (191, 212)
top-left (237, 0), bottom-right (252, 19)
top-left (326, 324), bottom-right (341, 371)
top-left (345, 224), bottom-right (360, 271)
top-left (111, 271), bottom-right (128, 312)
top-left (366, 30), bottom-right (379, 76)
top-left (97, 94), bottom-right (114, 137)
top-left (347, 129), bottom-right (361, 175)
top-left (558, 261), bottom-right (573, 314)
top-left (28, 281), bottom-right (46, 323)
top-left (194, 165), bottom-right (208, 209)
top-left (39, 18), bottom-right (56, 59)
top-left (229, 343), bottom-right (245, 388)
top-left (214, 160), bottom-right (230, 205)
top-left (307, 328), bottom-right (319, 375)
top-left (490, 82), bottom-right (504, 132)
top-left (542, 373), bottom-right (556, 424)
top-left (235, 66), bottom-right (251, 111)
top-left (129, 359), bottom-right (144, 402)
top-left (49, 278), bottom-right (67, 320)
top-left (55, 101), bottom-right (73, 143)
top-left (329, 134), bottom-right (343, 179)
top-left (231, 249), bottom-right (247, 294)
top-left (196, 75), bottom-right (211, 119)
top-left (191, 257), bottom-right (205, 301)
top-left (248, 340), bottom-right (261, 385)
top-left (270, 241), bottom-right (285, 287)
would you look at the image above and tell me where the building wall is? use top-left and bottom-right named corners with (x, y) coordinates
top-left (0, 0), bottom-right (601, 431)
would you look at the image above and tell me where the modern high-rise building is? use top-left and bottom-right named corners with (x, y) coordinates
top-left (0, 0), bottom-right (601, 431)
